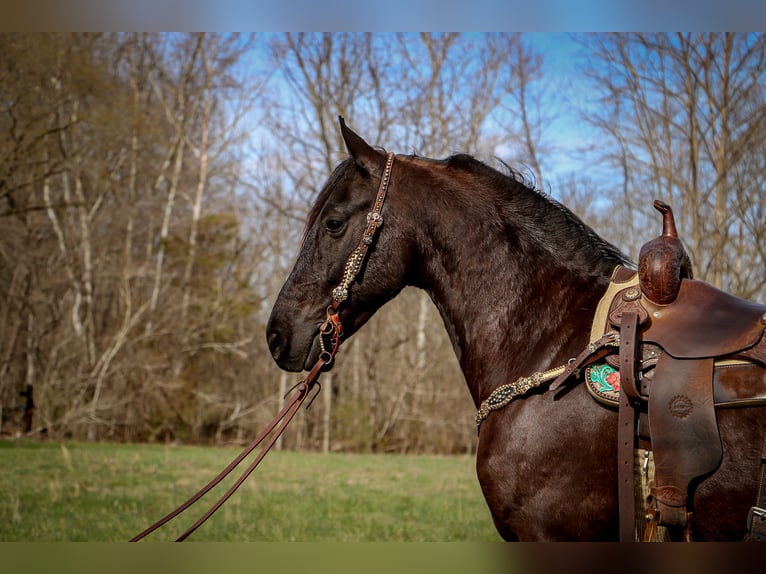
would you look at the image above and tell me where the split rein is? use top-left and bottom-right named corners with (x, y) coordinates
top-left (130, 152), bottom-right (395, 542)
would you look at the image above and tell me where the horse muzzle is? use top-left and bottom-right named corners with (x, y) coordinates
top-left (266, 314), bottom-right (323, 372)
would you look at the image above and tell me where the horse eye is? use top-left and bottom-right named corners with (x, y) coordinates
top-left (324, 219), bottom-right (345, 234)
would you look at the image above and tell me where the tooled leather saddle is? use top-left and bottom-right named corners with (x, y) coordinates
top-left (553, 200), bottom-right (766, 541)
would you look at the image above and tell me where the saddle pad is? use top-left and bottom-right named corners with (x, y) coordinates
top-left (589, 266), bottom-right (639, 343)
top-left (586, 360), bottom-right (766, 408)
top-left (586, 363), bottom-right (621, 404)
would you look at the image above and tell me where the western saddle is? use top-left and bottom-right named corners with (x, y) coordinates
top-left (554, 200), bottom-right (766, 542)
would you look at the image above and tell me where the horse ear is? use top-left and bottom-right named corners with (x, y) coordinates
top-left (339, 116), bottom-right (384, 177)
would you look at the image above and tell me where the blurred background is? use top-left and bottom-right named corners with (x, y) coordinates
top-left (1, 32), bottom-right (764, 452)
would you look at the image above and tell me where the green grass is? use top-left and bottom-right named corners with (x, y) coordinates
top-left (0, 439), bottom-right (499, 542)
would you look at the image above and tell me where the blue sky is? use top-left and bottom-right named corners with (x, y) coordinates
top-left (507, 33), bottom-right (610, 186)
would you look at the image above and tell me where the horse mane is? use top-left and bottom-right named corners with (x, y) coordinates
top-left (305, 152), bottom-right (630, 271)
top-left (443, 153), bottom-right (631, 271)
top-left (446, 153), bottom-right (538, 191)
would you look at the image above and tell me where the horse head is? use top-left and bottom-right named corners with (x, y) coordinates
top-left (266, 119), bottom-right (415, 372)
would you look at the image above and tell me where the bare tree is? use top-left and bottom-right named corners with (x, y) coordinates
top-left (0, 34), bottom-right (267, 442)
top-left (580, 33), bottom-right (766, 298)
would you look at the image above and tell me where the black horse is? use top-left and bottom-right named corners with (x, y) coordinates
top-left (266, 119), bottom-right (766, 541)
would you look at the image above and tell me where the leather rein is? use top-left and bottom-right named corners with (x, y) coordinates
top-left (130, 152), bottom-right (396, 541)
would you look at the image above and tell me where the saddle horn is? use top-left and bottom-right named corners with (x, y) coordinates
top-left (638, 200), bottom-right (693, 305)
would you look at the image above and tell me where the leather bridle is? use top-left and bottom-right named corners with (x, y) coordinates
top-left (130, 152), bottom-right (395, 541)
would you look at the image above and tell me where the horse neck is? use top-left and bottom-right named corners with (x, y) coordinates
top-left (406, 172), bottom-right (618, 407)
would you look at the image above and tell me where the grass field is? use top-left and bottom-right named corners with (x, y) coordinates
top-left (0, 439), bottom-right (499, 542)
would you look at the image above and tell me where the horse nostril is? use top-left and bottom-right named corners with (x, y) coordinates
top-left (267, 329), bottom-right (287, 361)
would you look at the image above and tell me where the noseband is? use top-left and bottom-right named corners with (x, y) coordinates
top-left (131, 152), bottom-right (395, 541)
